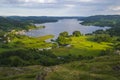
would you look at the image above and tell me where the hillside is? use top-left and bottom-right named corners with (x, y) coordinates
top-left (80, 15), bottom-right (120, 27)
top-left (0, 15), bottom-right (120, 80)
top-left (80, 15), bottom-right (120, 36)
top-left (0, 17), bottom-right (34, 31)
top-left (0, 55), bottom-right (119, 80)
top-left (53, 36), bottom-right (112, 56)
top-left (7, 16), bottom-right (83, 24)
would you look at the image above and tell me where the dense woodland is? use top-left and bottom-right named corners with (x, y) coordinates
top-left (0, 17), bottom-right (35, 31)
top-left (80, 15), bottom-right (120, 27)
top-left (80, 15), bottom-right (120, 36)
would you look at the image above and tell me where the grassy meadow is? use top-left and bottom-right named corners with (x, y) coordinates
top-left (53, 36), bottom-right (112, 56)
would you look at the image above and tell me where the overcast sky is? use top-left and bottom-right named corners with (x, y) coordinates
top-left (0, 0), bottom-right (120, 16)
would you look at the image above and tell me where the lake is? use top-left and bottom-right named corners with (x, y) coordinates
top-left (25, 19), bottom-right (110, 38)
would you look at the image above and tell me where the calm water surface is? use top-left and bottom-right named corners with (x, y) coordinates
top-left (25, 19), bottom-right (110, 38)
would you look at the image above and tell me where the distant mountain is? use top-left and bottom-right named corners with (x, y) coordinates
top-left (7, 16), bottom-right (58, 23)
top-left (7, 16), bottom-right (84, 23)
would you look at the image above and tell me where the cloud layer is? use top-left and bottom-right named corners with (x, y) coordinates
top-left (0, 0), bottom-right (120, 16)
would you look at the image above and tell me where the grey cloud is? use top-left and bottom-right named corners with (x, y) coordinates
top-left (0, 0), bottom-right (120, 16)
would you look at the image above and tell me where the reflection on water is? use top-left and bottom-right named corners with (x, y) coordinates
top-left (25, 19), bottom-right (110, 38)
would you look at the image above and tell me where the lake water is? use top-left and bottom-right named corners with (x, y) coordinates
top-left (25, 19), bottom-right (110, 38)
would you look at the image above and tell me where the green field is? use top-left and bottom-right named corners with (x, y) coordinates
top-left (11, 35), bottom-right (54, 48)
top-left (53, 36), bottom-right (112, 56)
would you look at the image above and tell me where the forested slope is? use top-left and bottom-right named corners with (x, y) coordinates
top-left (80, 15), bottom-right (120, 36)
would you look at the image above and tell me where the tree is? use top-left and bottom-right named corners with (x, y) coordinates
top-left (57, 36), bottom-right (71, 46)
top-left (59, 31), bottom-right (69, 37)
top-left (56, 31), bottom-right (71, 46)
top-left (72, 31), bottom-right (81, 37)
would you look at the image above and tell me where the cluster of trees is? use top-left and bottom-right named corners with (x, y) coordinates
top-left (94, 34), bottom-right (111, 43)
top-left (92, 29), bottom-right (113, 43)
top-left (93, 29), bottom-right (107, 34)
top-left (107, 26), bottom-right (120, 36)
top-left (73, 31), bottom-right (81, 37)
top-left (0, 49), bottom-right (59, 67)
top-left (57, 31), bottom-right (71, 46)
top-left (0, 49), bottom-right (93, 67)
top-left (57, 31), bottom-right (81, 46)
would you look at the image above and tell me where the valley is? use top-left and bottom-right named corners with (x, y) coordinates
top-left (0, 15), bottom-right (120, 80)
